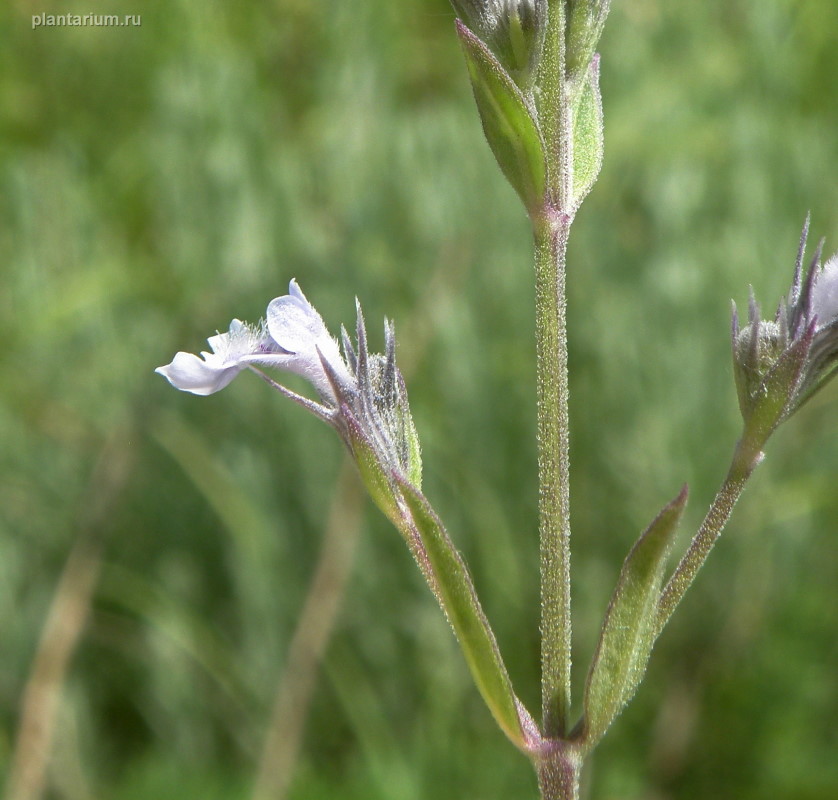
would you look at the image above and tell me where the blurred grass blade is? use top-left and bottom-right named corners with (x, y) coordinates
top-left (396, 478), bottom-right (529, 751)
top-left (151, 410), bottom-right (278, 551)
top-left (581, 486), bottom-right (688, 751)
top-left (570, 55), bottom-right (604, 210)
top-left (97, 563), bottom-right (252, 715)
top-left (323, 646), bottom-right (415, 799)
top-left (456, 20), bottom-right (546, 213)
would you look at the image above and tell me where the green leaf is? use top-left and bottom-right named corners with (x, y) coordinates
top-left (581, 486), bottom-right (688, 751)
top-left (456, 20), bottom-right (546, 213)
top-left (396, 477), bottom-right (528, 750)
top-left (570, 57), bottom-right (604, 210)
top-left (565, 0), bottom-right (612, 80)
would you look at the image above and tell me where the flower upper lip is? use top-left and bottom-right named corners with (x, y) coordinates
top-left (265, 281), bottom-right (354, 403)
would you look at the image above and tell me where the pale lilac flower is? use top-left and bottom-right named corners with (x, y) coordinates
top-left (156, 280), bottom-right (352, 402)
top-left (156, 280), bottom-right (422, 485)
top-left (811, 254), bottom-right (838, 327)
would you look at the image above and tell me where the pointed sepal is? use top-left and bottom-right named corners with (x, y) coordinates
top-left (742, 322), bottom-right (814, 447)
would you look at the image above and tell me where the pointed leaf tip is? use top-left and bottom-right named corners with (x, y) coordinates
top-left (455, 20), bottom-right (546, 213)
top-left (581, 486), bottom-right (687, 752)
top-left (570, 57), bottom-right (605, 209)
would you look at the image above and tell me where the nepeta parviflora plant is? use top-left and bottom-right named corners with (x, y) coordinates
top-left (157, 3), bottom-right (838, 798)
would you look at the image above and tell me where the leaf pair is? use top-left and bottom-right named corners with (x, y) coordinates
top-left (368, 454), bottom-right (688, 756)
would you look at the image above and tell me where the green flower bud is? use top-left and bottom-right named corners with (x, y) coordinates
top-left (731, 219), bottom-right (838, 441)
top-left (450, 0), bottom-right (547, 88)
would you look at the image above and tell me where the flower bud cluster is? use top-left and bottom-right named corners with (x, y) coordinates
top-left (334, 306), bottom-right (423, 489)
top-left (732, 220), bottom-right (838, 435)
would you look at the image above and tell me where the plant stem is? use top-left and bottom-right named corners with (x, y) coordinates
top-left (535, 0), bottom-right (576, 743)
top-left (538, 1), bottom-right (570, 208)
top-left (654, 435), bottom-right (762, 636)
top-left (535, 214), bottom-right (573, 738)
top-left (536, 742), bottom-right (582, 800)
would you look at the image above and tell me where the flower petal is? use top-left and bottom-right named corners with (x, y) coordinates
top-left (155, 351), bottom-right (244, 395)
top-left (266, 280), bottom-right (353, 402)
top-left (267, 281), bottom-right (328, 352)
top-left (812, 255), bottom-right (838, 328)
top-left (157, 318), bottom-right (282, 396)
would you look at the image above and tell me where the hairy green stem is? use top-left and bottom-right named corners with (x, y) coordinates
top-left (538, 1), bottom-right (570, 207)
top-left (534, 0), bottom-right (576, 743)
top-left (535, 742), bottom-right (582, 800)
top-left (655, 435), bottom-right (761, 636)
top-left (535, 215), bottom-right (573, 738)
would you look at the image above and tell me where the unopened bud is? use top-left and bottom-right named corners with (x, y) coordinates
top-left (731, 218), bottom-right (838, 441)
top-left (450, 0), bottom-right (547, 88)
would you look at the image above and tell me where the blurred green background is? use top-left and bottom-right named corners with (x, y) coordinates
top-left (2, 1), bottom-right (837, 798)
